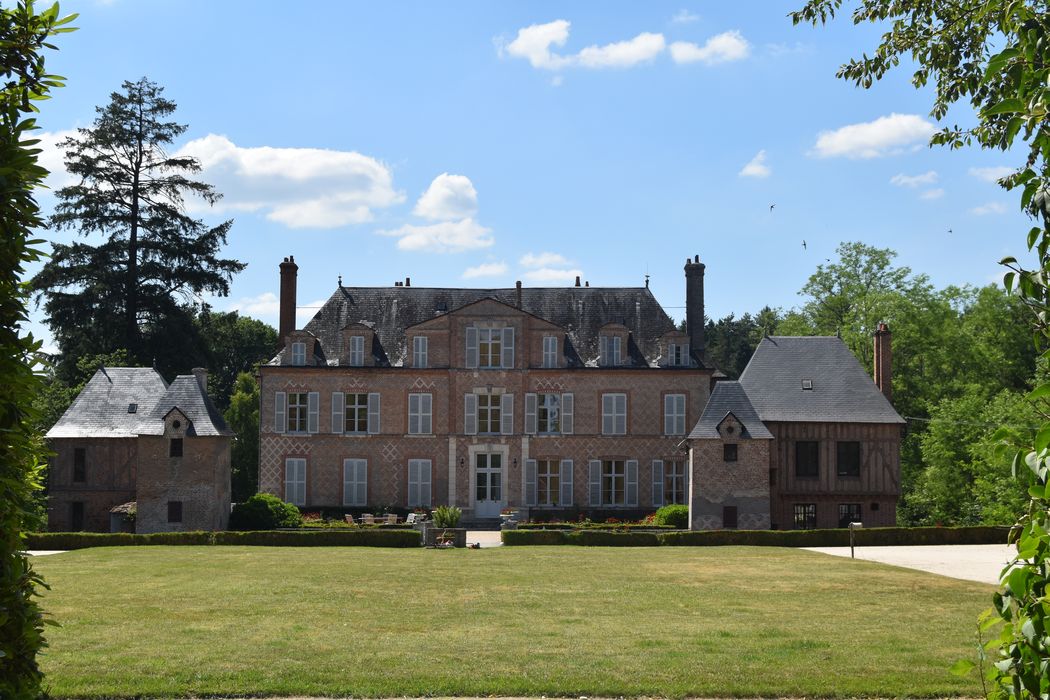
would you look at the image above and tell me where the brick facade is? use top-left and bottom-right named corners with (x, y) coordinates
top-left (689, 413), bottom-right (771, 530)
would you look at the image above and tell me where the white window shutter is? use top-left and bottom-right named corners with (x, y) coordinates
top-left (561, 393), bottom-right (574, 434)
top-left (275, 392), bottom-right (286, 433)
top-left (599, 336), bottom-right (609, 366)
top-left (501, 393), bottom-right (513, 435)
top-left (357, 462), bottom-right (368, 506)
top-left (525, 393), bottom-right (538, 434)
top-left (464, 393), bottom-right (477, 435)
top-left (560, 459), bottom-right (573, 506)
top-left (525, 459), bottom-right (537, 506)
top-left (613, 336), bottom-right (621, 365)
top-left (466, 326), bottom-right (478, 368)
top-left (652, 459), bottom-right (665, 507)
top-left (664, 394), bottom-right (674, 436)
top-left (616, 394), bottom-right (627, 435)
top-left (502, 326), bottom-right (514, 368)
top-left (367, 393), bottom-right (381, 434)
top-left (421, 461), bottom-right (432, 506)
top-left (408, 395), bottom-right (420, 434)
top-left (602, 394), bottom-right (613, 434)
top-left (626, 459), bottom-right (639, 507)
top-left (408, 461), bottom-right (420, 506)
top-left (307, 392), bottom-right (319, 434)
top-left (422, 394), bottom-right (432, 434)
top-left (331, 392), bottom-right (344, 434)
top-left (589, 460), bottom-right (601, 506)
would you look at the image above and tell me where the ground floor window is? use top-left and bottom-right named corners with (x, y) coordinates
top-left (723, 505), bottom-right (738, 529)
top-left (343, 459), bottom-right (367, 507)
top-left (537, 459), bottom-right (559, 506)
top-left (167, 501), bottom-right (183, 523)
top-left (602, 459), bottom-right (626, 505)
top-left (838, 503), bottom-right (862, 528)
top-left (408, 459), bottom-right (432, 507)
top-left (793, 503), bottom-right (816, 529)
top-left (664, 459), bottom-right (687, 505)
top-left (70, 501), bottom-right (85, 531)
top-left (285, 458), bottom-right (306, 506)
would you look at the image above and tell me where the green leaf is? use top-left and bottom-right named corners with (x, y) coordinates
top-left (949, 659), bottom-right (976, 676)
top-left (1028, 383), bottom-right (1050, 400)
top-left (984, 98), bottom-right (1025, 115)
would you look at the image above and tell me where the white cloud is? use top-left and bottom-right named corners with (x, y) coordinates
top-left (551, 75), bottom-right (564, 87)
top-left (174, 134), bottom-right (404, 229)
top-left (504, 20), bottom-right (573, 70)
top-left (766, 41), bottom-right (813, 57)
top-left (739, 150), bottom-right (771, 178)
top-left (379, 218), bottom-right (493, 253)
top-left (890, 170), bottom-right (938, 188)
top-left (670, 30), bottom-right (750, 65)
top-left (413, 173), bottom-right (478, 221)
top-left (811, 113), bottom-right (936, 159)
top-left (523, 267), bottom-right (584, 283)
top-left (227, 291), bottom-right (327, 328)
top-left (576, 32), bottom-right (665, 68)
top-left (503, 19), bottom-right (666, 70)
top-left (297, 298), bottom-right (329, 329)
top-left (671, 9), bottom-right (699, 23)
top-left (35, 129), bottom-right (79, 189)
top-left (521, 252), bottom-right (572, 268)
top-left (969, 166), bottom-right (1015, 183)
top-left (462, 261), bottom-right (509, 279)
top-left (971, 201), bottom-right (1008, 216)
top-left (920, 188), bottom-right (945, 200)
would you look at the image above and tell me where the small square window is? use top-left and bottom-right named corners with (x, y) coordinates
top-left (169, 438), bottom-right (183, 458)
top-left (167, 501), bottom-right (183, 523)
top-left (723, 444), bottom-right (738, 462)
top-left (127, 403), bottom-right (138, 413)
top-left (801, 379), bottom-right (813, 390)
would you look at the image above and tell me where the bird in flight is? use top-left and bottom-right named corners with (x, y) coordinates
top-left (948, 228), bottom-right (953, 234)
top-left (802, 240), bottom-right (807, 250)
top-left (769, 203), bottom-right (776, 212)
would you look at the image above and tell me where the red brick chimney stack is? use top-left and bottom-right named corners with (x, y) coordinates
top-left (873, 322), bottom-right (892, 402)
top-left (279, 256), bottom-right (298, 347)
top-left (684, 254), bottom-right (706, 363)
top-left (515, 280), bottom-right (522, 308)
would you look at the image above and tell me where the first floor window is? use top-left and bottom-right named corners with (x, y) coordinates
top-left (478, 393), bottom-right (501, 434)
top-left (287, 392), bottom-right (308, 433)
top-left (167, 501), bottom-right (183, 523)
top-left (838, 503), bottom-right (862, 528)
top-left (794, 503), bottom-right (817, 529)
top-left (602, 393), bottom-right (627, 435)
top-left (537, 459), bottom-right (560, 506)
top-left (837, 441), bottom-right (861, 477)
top-left (664, 460), bottom-right (687, 505)
top-left (285, 458), bottom-right (307, 506)
top-left (291, 341), bottom-right (306, 365)
top-left (413, 335), bottom-right (428, 368)
top-left (602, 459), bottom-right (626, 506)
top-left (538, 393), bottom-right (560, 434)
top-left (343, 459), bottom-right (367, 506)
top-left (795, 441), bottom-right (819, 478)
top-left (408, 393), bottom-right (432, 434)
top-left (73, 447), bottom-right (86, 482)
top-left (346, 393), bottom-right (368, 433)
top-left (479, 327), bottom-right (502, 367)
top-left (723, 443), bottom-right (738, 462)
top-left (664, 393), bottom-right (686, 436)
top-left (408, 459), bottom-right (432, 507)
top-left (349, 335), bottom-right (365, 366)
top-left (169, 438), bottom-right (183, 458)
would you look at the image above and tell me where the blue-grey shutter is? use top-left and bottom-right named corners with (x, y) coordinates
top-left (420, 461), bottom-right (432, 506)
top-left (408, 460), bottom-right (420, 506)
top-left (525, 393), bottom-right (538, 434)
top-left (408, 395), bottom-right (420, 434)
top-left (561, 393), bottom-right (574, 434)
top-left (464, 393), bottom-right (477, 435)
top-left (331, 392), bottom-right (344, 434)
top-left (599, 336), bottom-right (609, 366)
top-left (307, 392), bottom-right (319, 434)
top-left (602, 394), bottom-right (613, 434)
top-left (626, 459), bottom-right (639, 507)
top-left (560, 459), bottom-right (574, 506)
top-left (589, 460), bottom-right (601, 506)
top-left (367, 392), bottom-right (381, 434)
top-left (275, 392), bottom-right (286, 433)
top-left (525, 459), bottom-right (537, 506)
top-left (356, 461), bottom-right (368, 506)
top-left (502, 326), bottom-right (514, 368)
top-left (651, 459), bottom-right (665, 507)
top-left (612, 336), bottom-right (621, 365)
top-left (501, 393), bottom-right (513, 435)
top-left (664, 394), bottom-right (674, 436)
top-left (466, 326), bottom-right (479, 368)
top-left (616, 394), bottom-right (627, 434)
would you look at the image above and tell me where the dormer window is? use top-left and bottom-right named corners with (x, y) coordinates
top-left (542, 335), bottom-right (558, 368)
top-left (466, 326), bottom-right (514, 369)
top-left (668, 342), bottom-right (689, 366)
top-left (291, 341), bottom-right (306, 366)
top-left (349, 335), bottom-right (365, 367)
top-left (413, 336), bottom-right (428, 368)
top-left (599, 335), bottom-right (621, 366)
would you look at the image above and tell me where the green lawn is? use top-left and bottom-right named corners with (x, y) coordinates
top-left (33, 546), bottom-right (991, 698)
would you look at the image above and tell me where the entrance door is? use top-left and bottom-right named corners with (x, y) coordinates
top-left (474, 453), bottom-right (503, 517)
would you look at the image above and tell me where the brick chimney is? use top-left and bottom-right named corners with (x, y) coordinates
top-left (873, 322), bottom-right (892, 402)
top-left (191, 367), bottom-right (208, 395)
top-left (515, 280), bottom-right (522, 308)
top-left (684, 254), bottom-right (706, 363)
top-left (279, 255), bottom-right (298, 346)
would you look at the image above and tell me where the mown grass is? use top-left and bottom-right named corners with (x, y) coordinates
top-left (33, 546), bottom-right (991, 698)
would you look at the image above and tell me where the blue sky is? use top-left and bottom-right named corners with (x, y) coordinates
top-left (28, 0), bottom-right (1029, 347)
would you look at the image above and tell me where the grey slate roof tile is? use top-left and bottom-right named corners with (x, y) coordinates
top-left (689, 380), bottom-right (772, 439)
top-left (139, 375), bottom-right (233, 437)
top-left (738, 336), bottom-right (905, 424)
top-left (46, 367), bottom-right (168, 438)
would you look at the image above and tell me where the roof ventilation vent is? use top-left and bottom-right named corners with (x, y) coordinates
top-left (127, 403), bottom-right (138, 413)
top-left (801, 379), bottom-right (813, 391)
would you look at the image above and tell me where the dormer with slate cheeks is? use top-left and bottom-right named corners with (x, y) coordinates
top-left (597, 322), bottom-right (630, 367)
top-left (163, 407), bottom-right (193, 437)
top-left (340, 323), bottom-right (377, 367)
top-left (281, 330), bottom-right (326, 367)
top-left (717, 412), bottom-right (744, 440)
top-left (661, 330), bottom-right (691, 367)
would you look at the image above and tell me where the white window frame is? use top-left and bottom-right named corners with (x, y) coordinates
top-left (408, 459), bottom-right (432, 507)
top-left (602, 459), bottom-right (626, 506)
top-left (342, 458), bottom-right (367, 507)
top-left (408, 393), bottom-right (432, 435)
top-left (665, 459), bottom-right (688, 505)
top-left (413, 335), bottom-right (428, 368)
top-left (478, 327), bottom-right (502, 368)
top-left (537, 459), bottom-right (560, 506)
top-left (669, 341), bottom-right (689, 366)
top-left (285, 458), bottom-right (306, 506)
top-left (477, 393), bottom-right (501, 435)
top-left (542, 335), bottom-right (558, 368)
top-left (600, 335), bottom-right (622, 366)
top-left (664, 393), bottom-right (686, 436)
top-left (290, 341), bottom-right (306, 366)
top-left (287, 392), bottom-right (309, 433)
top-left (538, 393), bottom-right (560, 434)
top-left (602, 393), bottom-right (627, 435)
top-left (348, 335), bottom-right (365, 366)
top-left (345, 393), bottom-right (368, 434)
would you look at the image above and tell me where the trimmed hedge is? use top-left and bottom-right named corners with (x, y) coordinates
top-left (26, 529), bottom-right (421, 549)
top-left (516, 522), bottom-right (674, 531)
top-left (566, 530), bottom-right (660, 547)
top-left (502, 529), bottom-right (566, 546)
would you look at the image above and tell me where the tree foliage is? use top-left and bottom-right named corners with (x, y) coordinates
top-left (793, 1), bottom-right (1050, 695)
top-left (704, 307), bottom-right (781, 378)
top-left (31, 77), bottom-right (245, 378)
top-left (224, 372), bottom-right (260, 502)
top-left (0, 2), bottom-right (75, 697)
top-left (195, 309), bottom-right (276, 410)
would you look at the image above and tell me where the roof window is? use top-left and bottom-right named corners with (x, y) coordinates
top-left (801, 379), bottom-right (813, 391)
top-left (127, 403), bottom-right (138, 413)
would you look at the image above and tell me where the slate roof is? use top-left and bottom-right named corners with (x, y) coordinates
top-left (46, 367), bottom-right (168, 438)
top-left (138, 375), bottom-right (233, 437)
top-left (688, 380), bottom-right (772, 439)
top-left (299, 285), bottom-right (684, 368)
top-left (738, 336), bottom-right (905, 424)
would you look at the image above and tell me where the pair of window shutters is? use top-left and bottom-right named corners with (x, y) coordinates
top-left (342, 459), bottom-right (367, 506)
top-left (587, 459), bottom-right (639, 506)
top-left (523, 459), bottom-right (574, 507)
top-left (523, 393), bottom-right (575, 434)
top-left (273, 392), bottom-right (319, 434)
top-left (330, 392), bottom-right (381, 434)
top-left (284, 458), bottom-right (306, 505)
top-left (407, 459), bottom-right (432, 507)
top-left (463, 393), bottom-right (514, 435)
top-left (465, 326), bottom-right (515, 368)
top-left (599, 335), bottom-right (621, 366)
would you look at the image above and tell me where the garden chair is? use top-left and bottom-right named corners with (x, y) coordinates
top-left (385, 513), bottom-right (398, 524)
top-left (344, 514), bottom-right (354, 525)
top-left (359, 513), bottom-right (375, 525)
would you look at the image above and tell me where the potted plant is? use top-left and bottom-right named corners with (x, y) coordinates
top-left (424, 505), bottom-right (466, 548)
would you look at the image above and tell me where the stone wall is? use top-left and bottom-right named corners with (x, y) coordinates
top-left (688, 415), bottom-right (771, 530)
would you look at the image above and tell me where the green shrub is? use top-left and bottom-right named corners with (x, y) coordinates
top-left (653, 505), bottom-right (689, 528)
top-left (567, 530), bottom-right (660, 546)
top-left (657, 526), bottom-right (1010, 547)
top-left (432, 505), bottom-right (462, 528)
top-left (517, 522), bottom-right (674, 531)
top-left (213, 530), bottom-right (420, 547)
top-left (501, 529), bottom-right (566, 545)
top-left (228, 493), bottom-right (303, 530)
top-left (25, 532), bottom-right (214, 550)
